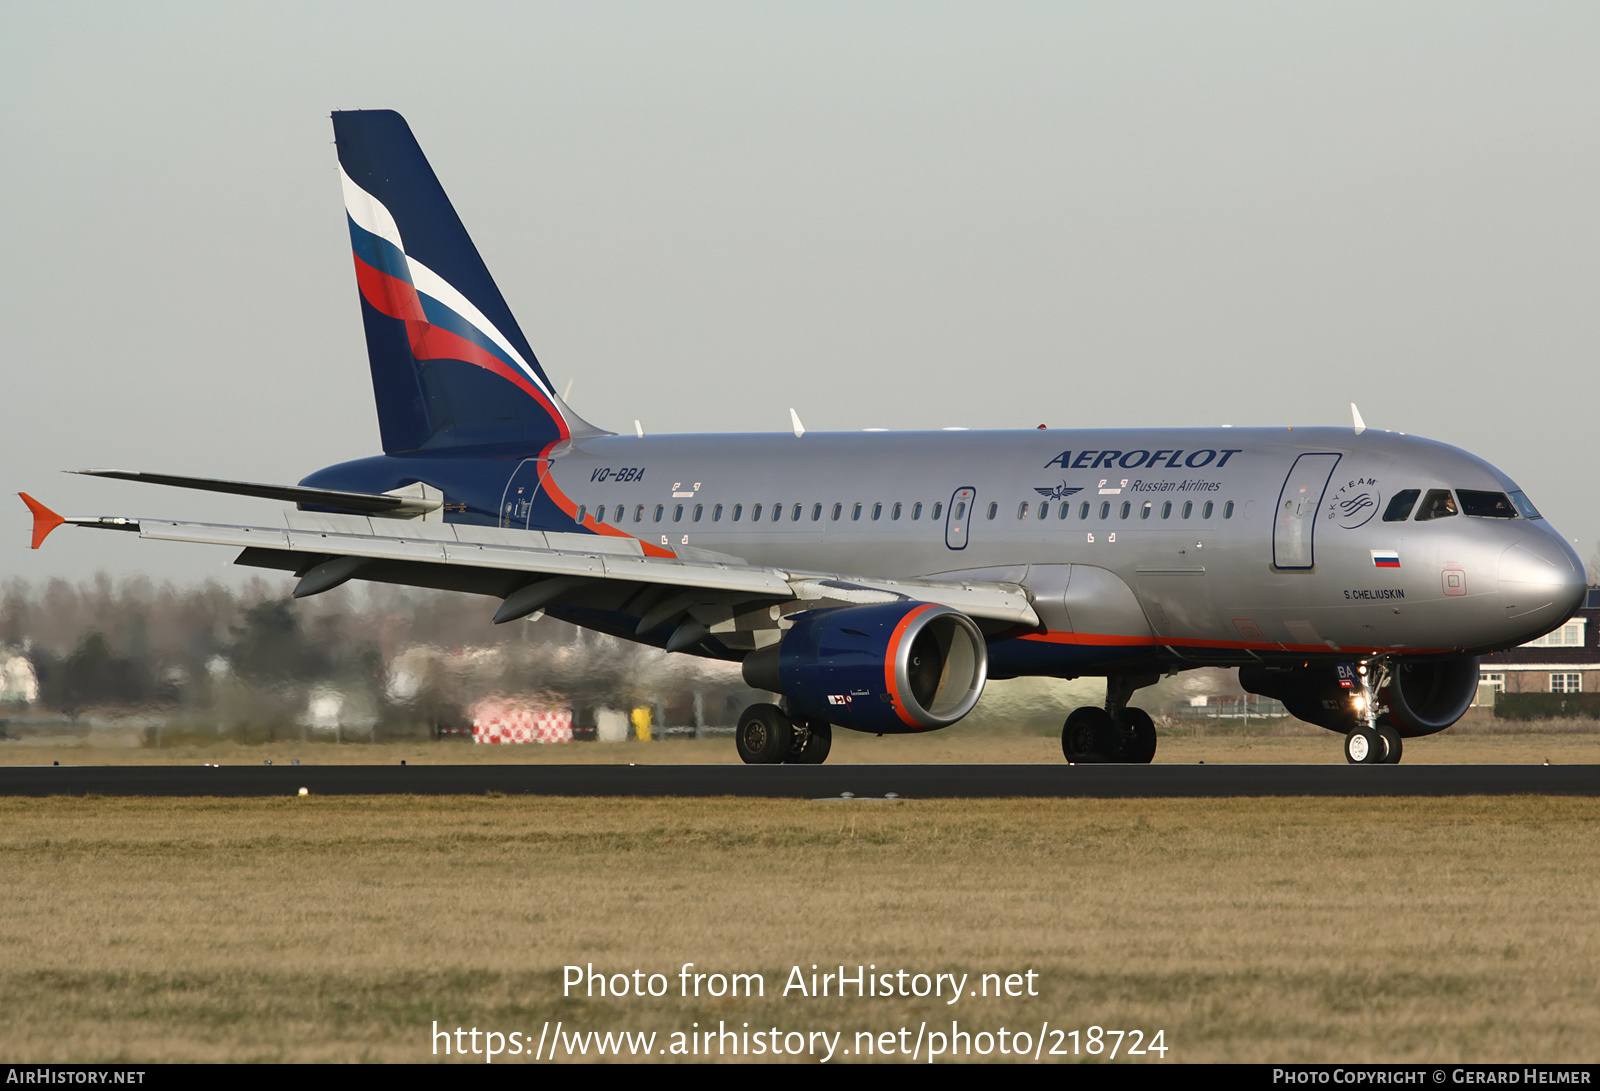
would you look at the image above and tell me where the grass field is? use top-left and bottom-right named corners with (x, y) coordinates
top-left (2, 790), bottom-right (1598, 1063)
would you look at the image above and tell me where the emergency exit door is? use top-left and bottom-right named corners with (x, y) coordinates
top-left (1273, 453), bottom-right (1341, 569)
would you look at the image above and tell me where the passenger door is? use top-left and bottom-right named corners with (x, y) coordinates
top-left (1273, 453), bottom-right (1341, 569)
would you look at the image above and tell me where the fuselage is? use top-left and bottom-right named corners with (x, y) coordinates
top-left (302, 424), bottom-right (1586, 678)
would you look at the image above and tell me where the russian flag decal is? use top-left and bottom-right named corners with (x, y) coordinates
top-left (1371, 549), bottom-right (1401, 568)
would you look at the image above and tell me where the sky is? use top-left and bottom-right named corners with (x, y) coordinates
top-left (3, 2), bottom-right (1597, 587)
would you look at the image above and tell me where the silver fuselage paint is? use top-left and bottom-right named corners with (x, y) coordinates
top-left (544, 425), bottom-right (1583, 666)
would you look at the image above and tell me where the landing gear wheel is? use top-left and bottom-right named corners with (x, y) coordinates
top-left (1377, 725), bottom-right (1403, 765)
top-left (786, 720), bottom-right (833, 764)
top-left (1122, 707), bottom-right (1158, 764)
top-left (1062, 707), bottom-right (1117, 763)
top-left (1345, 727), bottom-right (1383, 765)
top-left (736, 703), bottom-right (792, 764)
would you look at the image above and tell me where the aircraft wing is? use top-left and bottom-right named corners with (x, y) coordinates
top-left (24, 499), bottom-right (1039, 642)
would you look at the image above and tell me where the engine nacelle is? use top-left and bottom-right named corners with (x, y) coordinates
top-left (1382, 657), bottom-right (1483, 736)
top-left (742, 602), bottom-right (988, 734)
top-left (1239, 657), bottom-right (1480, 738)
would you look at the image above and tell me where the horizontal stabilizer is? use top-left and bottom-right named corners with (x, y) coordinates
top-left (70, 470), bottom-right (441, 515)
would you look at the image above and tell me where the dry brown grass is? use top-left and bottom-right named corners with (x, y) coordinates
top-left (1, 794), bottom-right (1597, 1062)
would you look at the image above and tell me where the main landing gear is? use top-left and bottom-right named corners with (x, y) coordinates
top-left (1061, 674), bottom-right (1159, 764)
top-left (1344, 658), bottom-right (1403, 764)
top-left (735, 703), bottom-right (833, 765)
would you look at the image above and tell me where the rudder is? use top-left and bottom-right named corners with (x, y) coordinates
top-left (332, 110), bottom-right (600, 452)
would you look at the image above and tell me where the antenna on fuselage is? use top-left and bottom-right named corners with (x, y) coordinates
top-left (1351, 403), bottom-right (1366, 436)
top-left (790, 408), bottom-right (805, 438)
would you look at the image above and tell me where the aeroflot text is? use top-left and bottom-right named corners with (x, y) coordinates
top-left (1044, 448), bottom-right (1242, 470)
top-left (562, 964), bottom-right (1039, 1006)
top-left (1273, 1071), bottom-right (1591, 1085)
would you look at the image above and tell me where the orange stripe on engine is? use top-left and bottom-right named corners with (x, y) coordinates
top-left (884, 603), bottom-right (939, 728)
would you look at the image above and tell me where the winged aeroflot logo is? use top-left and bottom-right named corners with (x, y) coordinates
top-left (1034, 482), bottom-right (1084, 501)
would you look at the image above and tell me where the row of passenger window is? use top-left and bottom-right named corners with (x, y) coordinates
top-left (1381, 488), bottom-right (1539, 523)
top-left (576, 497), bottom-right (1237, 525)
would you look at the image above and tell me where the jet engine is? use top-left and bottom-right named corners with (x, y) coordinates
top-left (741, 602), bottom-right (988, 734)
top-left (1239, 657), bottom-right (1481, 738)
top-left (1381, 657), bottom-right (1483, 736)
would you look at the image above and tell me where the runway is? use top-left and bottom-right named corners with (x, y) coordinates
top-left (0, 763), bottom-right (1596, 798)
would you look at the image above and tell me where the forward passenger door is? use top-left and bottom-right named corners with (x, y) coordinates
top-left (1273, 453), bottom-right (1341, 569)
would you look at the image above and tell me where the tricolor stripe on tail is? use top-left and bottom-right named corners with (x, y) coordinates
top-left (332, 110), bottom-right (604, 453)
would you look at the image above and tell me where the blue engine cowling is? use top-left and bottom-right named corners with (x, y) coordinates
top-left (740, 602), bottom-right (988, 734)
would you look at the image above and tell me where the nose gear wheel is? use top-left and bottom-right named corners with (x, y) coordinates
top-left (1344, 657), bottom-right (1406, 765)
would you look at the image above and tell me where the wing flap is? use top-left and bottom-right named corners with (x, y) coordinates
top-left (282, 511), bottom-right (377, 535)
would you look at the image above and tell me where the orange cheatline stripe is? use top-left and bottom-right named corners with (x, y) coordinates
top-left (1016, 630), bottom-right (1454, 656)
top-left (1019, 631), bottom-right (1157, 647)
top-left (527, 448), bottom-right (676, 559)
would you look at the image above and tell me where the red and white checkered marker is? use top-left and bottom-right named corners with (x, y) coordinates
top-left (470, 701), bottom-right (573, 745)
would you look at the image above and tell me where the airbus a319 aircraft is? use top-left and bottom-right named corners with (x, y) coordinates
top-left (22, 110), bottom-right (1587, 765)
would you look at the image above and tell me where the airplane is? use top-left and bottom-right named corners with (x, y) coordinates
top-left (19, 109), bottom-right (1587, 766)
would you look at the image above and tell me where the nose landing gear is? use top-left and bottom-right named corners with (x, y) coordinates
top-left (1345, 658), bottom-right (1404, 764)
top-left (1344, 724), bottom-right (1402, 764)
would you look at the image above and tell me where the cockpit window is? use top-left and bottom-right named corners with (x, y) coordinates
top-left (1509, 490), bottom-right (1543, 519)
top-left (1383, 489), bottom-right (1420, 522)
top-left (1414, 489), bottom-right (1457, 521)
top-left (1457, 490), bottom-right (1516, 519)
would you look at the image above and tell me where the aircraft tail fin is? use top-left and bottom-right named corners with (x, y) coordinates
top-left (332, 110), bottom-right (606, 453)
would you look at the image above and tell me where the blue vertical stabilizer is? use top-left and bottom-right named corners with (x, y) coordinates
top-left (332, 110), bottom-right (603, 452)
